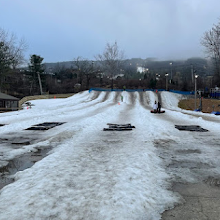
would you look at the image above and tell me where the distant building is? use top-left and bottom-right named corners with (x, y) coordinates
top-left (137, 67), bottom-right (145, 73)
top-left (0, 92), bottom-right (19, 112)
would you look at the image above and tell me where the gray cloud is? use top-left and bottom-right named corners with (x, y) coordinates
top-left (1, 0), bottom-right (220, 62)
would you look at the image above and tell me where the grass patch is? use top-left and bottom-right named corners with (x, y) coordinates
top-left (179, 98), bottom-right (220, 113)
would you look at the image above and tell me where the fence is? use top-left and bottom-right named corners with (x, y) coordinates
top-left (210, 88), bottom-right (220, 99)
top-left (89, 88), bottom-right (193, 95)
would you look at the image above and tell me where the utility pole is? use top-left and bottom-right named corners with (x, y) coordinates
top-left (195, 74), bottom-right (198, 110)
top-left (165, 73), bottom-right (169, 90)
top-left (170, 62), bottom-right (173, 83)
top-left (37, 72), bottom-right (43, 95)
top-left (191, 64), bottom-right (194, 83)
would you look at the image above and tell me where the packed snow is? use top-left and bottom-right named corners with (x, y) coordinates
top-left (0, 90), bottom-right (220, 220)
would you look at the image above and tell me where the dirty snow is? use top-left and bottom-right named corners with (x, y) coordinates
top-left (0, 90), bottom-right (220, 220)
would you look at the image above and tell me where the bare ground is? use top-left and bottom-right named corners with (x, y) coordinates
top-left (179, 98), bottom-right (220, 113)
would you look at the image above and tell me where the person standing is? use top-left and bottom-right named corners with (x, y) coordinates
top-left (153, 101), bottom-right (157, 112)
top-left (157, 101), bottom-right (161, 113)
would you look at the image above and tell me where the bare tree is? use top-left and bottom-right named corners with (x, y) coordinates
top-left (73, 57), bottom-right (95, 90)
top-left (201, 20), bottom-right (220, 83)
top-left (96, 42), bottom-right (124, 89)
top-left (0, 28), bottom-right (27, 68)
top-left (0, 28), bottom-right (27, 91)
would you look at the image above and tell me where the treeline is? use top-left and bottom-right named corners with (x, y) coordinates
top-left (0, 55), bottom-right (215, 98)
top-left (1, 18), bottom-right (220, 98)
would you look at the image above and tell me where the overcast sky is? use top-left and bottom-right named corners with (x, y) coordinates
top-left (1, 0), bottom-right (220, 63)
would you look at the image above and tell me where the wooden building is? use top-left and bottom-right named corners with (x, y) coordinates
top-left (0, 92), bottom-right (19, 112)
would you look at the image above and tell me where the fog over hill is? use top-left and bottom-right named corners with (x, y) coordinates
top-left (43, 57), bottom-right (212, 77)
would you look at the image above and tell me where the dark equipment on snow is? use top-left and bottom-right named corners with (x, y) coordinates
top-left (175, 125), bottom-right (208, 132)
top-left (150, 110), bottom-right (165, 114)
top-left (26, 122), bottom-right (65, 130)
top-left (104, 123), bottom-right (135, 131)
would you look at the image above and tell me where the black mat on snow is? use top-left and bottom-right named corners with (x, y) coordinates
top-left (26, 122), bottom-right (65, 130)
top-left (104, 123), bottom-right (135, 131)
top-left (175, 125), bottom-right (209, 132)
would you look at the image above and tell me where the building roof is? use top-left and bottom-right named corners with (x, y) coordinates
top-left (0, 92), bottom-right (19, 100)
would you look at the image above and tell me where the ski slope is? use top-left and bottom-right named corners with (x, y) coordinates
top-left (0, 91), bottom-right (220, 220)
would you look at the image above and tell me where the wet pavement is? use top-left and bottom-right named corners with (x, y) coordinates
top-left (0, 121), bottom-right (64, 189)
top-left (154, 135), bottom-right (220, 220)
top-left (162, 181), bottom-right (220, 220)
top-left (0, 147), bottom-right (51, 189)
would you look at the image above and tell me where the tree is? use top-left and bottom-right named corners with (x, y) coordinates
top-left (74, 57), bottom-right (96, 90)
top-left (96, 42), bottom-right (124, 89)
top-left (201, 20), bottom-right (220, 84)
top-left (29, 55), bottom-right (45, 95)
top-left (0, 28), bottom-right (27, 91)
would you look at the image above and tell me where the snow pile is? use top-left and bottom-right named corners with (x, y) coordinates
top-left (1, 90), bottom-right (220, 219)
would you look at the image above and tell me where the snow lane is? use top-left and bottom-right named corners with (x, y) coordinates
top-left (0, 91), bottom-right (178, 220)
top-left (0, 92), bottom-right (121, 161)
top-left (0, 91), bottom-right (108, 134)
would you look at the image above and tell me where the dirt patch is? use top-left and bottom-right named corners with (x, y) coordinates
top-left (101, 92), bottom-right (110, 102)
top-left (179, 98), bottom-right (220, 113)
top-left (154, 139), bottom-right (177, 147)
top-left (168, 160), bottom-right (213, 169)
top-left (176, 149), bottom-right (201, 154)
top-left (204, 177), bottom-right (220, 187)
top-left (114, 92), bottom-right (121, 102)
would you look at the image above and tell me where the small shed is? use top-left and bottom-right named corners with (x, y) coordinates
top-left (0, 92), bottom-right (19, 112)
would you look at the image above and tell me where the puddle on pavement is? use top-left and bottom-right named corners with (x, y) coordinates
top-left (0, 147), bottom-right (51, 189)
top-left (0, 136), bottom-right (37, 149)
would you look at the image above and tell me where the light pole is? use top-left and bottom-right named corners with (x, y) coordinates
top-left (195, 74), bottom-right (199, 110)
top-left (170, 62), bottom-right (173, 83)
top-left (156, 73), bottom-right (160, 81)
top-left (139, 78), bottom-right (141, 87)
top-left (165, 73), bottom-right (169, 91)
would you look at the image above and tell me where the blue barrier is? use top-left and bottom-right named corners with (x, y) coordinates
top-left (210, 92), bottom-right (220, 98)
top-left (211, 111), bottom-right (220, 115)
top-left (89, 88), bottom-right (193, 95)
top-left (89, 88), bottom-right (144, 92)
top-left (169, 90), bottom-right (193, 95)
